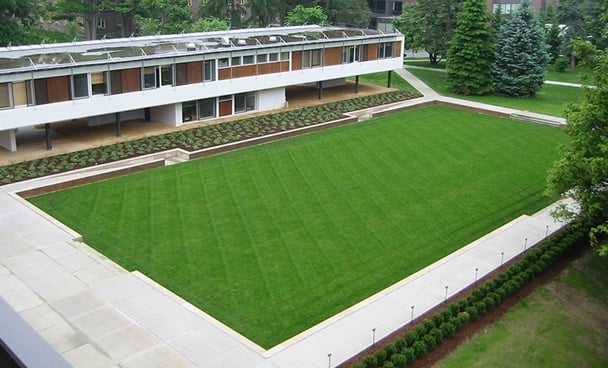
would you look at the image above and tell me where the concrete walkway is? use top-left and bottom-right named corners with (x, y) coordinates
top-left (0, 69), bottom-right (573, 368)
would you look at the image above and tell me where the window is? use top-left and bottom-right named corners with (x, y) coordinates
top-left (342, 45), bottom-right (361, 63)
top-left (234, 92), bottom-right (255, 113)
top-left (257, 54), bottom-right (268, 63)
top-left (231, 56), bottom-right (241, 66)
top-left (392, 1), bottom-right (402, 15)
top-left (97, 18), bottom-right (106, 29)
top-left (377, 42), bottom-right (394, 59)
top-left (280, 52), bottom-right (289, 61)
top-left (303, 49), bottom-right (322, 68)
top-left (0, 83), bottom-right (11, 108)
top-left (160, 65), bottom-right (173, 86)
top-left (203, 60), bottom-right (215, 81)
top-left (72, 74), bottom-right (89, 98)
top-left (243, 55), bottom-right (255, 65)
top-left (269, 53), bottom-right (278, 62)
top-left (198, 98), bottom-right (216, 119)
top-left (143, 67), bottom-right (156, 89)
top-left (91, 72), bottom-right (107, 95)
top-left (182, 101), bottom-right (197, 122)
top-left (218, 58), bottom-right (229, 68)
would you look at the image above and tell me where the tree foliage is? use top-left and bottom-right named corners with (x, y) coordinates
top-left (285, 5), bottom-right (328, 26)
top-left (394, 0), bottom-right (461, 64)
top-left (192, 17), bottom-right (230, 32)
top-left (135, 0), bottom-right (192, 35)
top-left (446, 0), bottom-right (494, 95)
top-left (0, 0), bottom-right (40, 46)
top-left (492, 0), bottom-right (549, 97)
top-left (201, 0), bottom-right (246, 28)
top-left (547, 43), bottom-right (608, 255)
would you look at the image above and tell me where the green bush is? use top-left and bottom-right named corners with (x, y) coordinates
top-left (465, 305), bottom-right (479, 320)
top-left (457, 310), bottom-right (470, 324)
top-left (374, 349), bottom-right (387, 366)
top-left (403, 347), bottom-right (415, 364)
top-left (384, 343), bottom-right (396, 358)
top-left (391, 353), bottom-right (407, 368)
top-left (412, 340), bottom-right (427, 358)
top-left (440, 321), bottom-right (457, 338)
top-left (552, 57), bottom-right (569, 72)
top-left (363, 355), bottom-right (378, 368)
top-left (395, 337), bottom-right (407, 351)
top-left (352, 363), bottom-right (366, 368)
top-left (382, 362), bottom-right (395, 368)
top-left (404, 331), bottom-right (417, 347)
top-left (423, 333), bottom-right (438, 350)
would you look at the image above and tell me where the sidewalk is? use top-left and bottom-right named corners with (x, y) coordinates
top-left (0, 69), bottom-right (574, 368)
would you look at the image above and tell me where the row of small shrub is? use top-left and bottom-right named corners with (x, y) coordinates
top-left (351, 219), bottom-right (592, 368)
top-left (0, 90), bottom-right (420, 185)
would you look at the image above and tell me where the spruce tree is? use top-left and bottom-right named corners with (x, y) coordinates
top-left (492, 0), bottom-right (550, 97)
top-left (447, 0), bottom-right (494, 95)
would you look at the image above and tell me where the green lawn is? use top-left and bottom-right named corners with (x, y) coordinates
top-left (434, 250), bottom-right (608, 368)
top-left (30, 106), bottom-right (567, 348)
top-left (408, 68), bottom-right (585, 117)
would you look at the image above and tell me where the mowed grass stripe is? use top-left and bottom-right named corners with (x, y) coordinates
top-left (30, 106), bottom-right (567, 348)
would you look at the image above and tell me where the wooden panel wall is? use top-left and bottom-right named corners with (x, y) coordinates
top-left (367, 44), bottom-right (378, 61)
top-left (187, 61), bottom-right (203, 83)
top-left (394, 41), bottom-right (402, 56)
top-left (176, 63), bottom-right (188, 86)
top-left (110, 71), bottom-right (122, 94)
top-left (121, 68), bottom-right (141, 93)
top-left (219, 99), bottom-right (232, 116)
top-left (46, 76), bottom-right (70, 103)
top-left (231, 65), bottom-right (257, 78)
top-left (324, 47), bottom-right (342, 66)
top-left (292, 51), bottom-right (302, 70)
top-left (34, 79), bottom-right (48, 104)
top-left (218, 68), bottom-right (231, 80)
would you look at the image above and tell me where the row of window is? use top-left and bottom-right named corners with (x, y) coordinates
top-left (182, 92), bottom-right (256, 122)
top-left (0, 42), bottom-right (397, 109)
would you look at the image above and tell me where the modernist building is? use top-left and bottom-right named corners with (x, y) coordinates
top-left (0, 25), bottom-right (404, 152)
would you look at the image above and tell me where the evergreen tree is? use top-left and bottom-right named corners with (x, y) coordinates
top-left (447, 0), bottom-right (494, 95)
top-left (492, 0), bottom-right (549, 97)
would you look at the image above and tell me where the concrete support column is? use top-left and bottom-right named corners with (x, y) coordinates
top-left (45, 123), bottom-right (52, 151)
top-left (387, 70), bottom-right (392, 88)
top-left (318, 81), bottom-right (323, 100)
top-left (355, 75), bottom-right (360, 94)
top-left (115, 112), bottom-right (121, 137)
top-left (0, 129), bottom-right (17, 152)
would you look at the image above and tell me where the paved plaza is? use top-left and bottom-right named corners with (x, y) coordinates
top-left (0, 69), bottom-right (572, 367)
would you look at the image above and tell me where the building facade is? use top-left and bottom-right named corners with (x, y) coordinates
top-left (0, 25), bottom-right (403, 152)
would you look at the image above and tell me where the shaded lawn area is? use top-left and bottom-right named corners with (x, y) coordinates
top-left (30, 106), bottom-right (567, 348)
top-left (434, 250), bottom-right (608, 368)
top-left (349, 71), bottom-right (418, 93)
top-left (408, 68), bottom-right (585, 117)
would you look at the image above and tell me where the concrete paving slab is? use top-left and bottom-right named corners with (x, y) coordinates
top-left (74, 263), bottom-right (122, 286)
top-left (71, 305), bottom-right (132, 339)
top-left (63, 344), bottom-right (117, 368)
top-left (114, 286), bottom-right (179, 321)
top-left (170, 328), bottom-right (241, 365)
top-left (96, 325), bottom-right (162, 362)
top-left (55, 249), bottom-right (99, 273)
top-left (91, 274), bottom-right (149, 303)
top-left (52, 290), bottom-right (106, 319)
top-left (204, 344), bottom-right (266, 368)
top-left (20, 303), bottom-right (64, 332)
top-left (0, 273), bottom-right (44, 312)
top-left (39, 241), bottom-right (79, 259)
top-left (39, 321), bottom-right (88, 354)
top-left (120, 344), bottom-right (198, 368)
top-left (139, 304), bottom-right (205, 340)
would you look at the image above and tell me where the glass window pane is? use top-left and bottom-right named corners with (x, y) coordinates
top-left (243, 55), bottom-right (254, 64)
top-left (12, 82), bottom-right (27, 106)
top-left (231, 56), bottom-right (241, 66)
top-left (218, 58), bottom-right (229, 68)
top-left (198, 98), bottom-right (216, 118)
top-left (311, 50), bottom-right (321, 66)
top-left (257, 54), bottom-right (267, 63)
top-left (280, 52), bottom-right (289, 60)
top-left (203, 60), bottom-right (215, 81)
top-left (72, 74), bottom-right (89, 98)
top-left (245, 94), bottom-right (255, 111)
top-left (235, 93), bottom-right (245, 113)
top-left (161, 65), bottom-right (173, 86)
top-left (143, 67), bottom-right (156, 89)
top-left (182, 101), bottom-right (197, 122)
top-left (269, 53), bottom-right (278, 62)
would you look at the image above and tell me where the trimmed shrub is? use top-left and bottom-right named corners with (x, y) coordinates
top-left (440, 321), bottom-right (457, 338)
top-left (395, 337), bottom-right (407, 351)
top-left (404, 331), bottom-right (417, 347)
top-left (363, 355), bottom-right (378, 368)
top-left (374, 349), bottom-right (387, 366)
top-left (391, 353), bottom-right (407, 368)
top-left (422, 319), bottom-right (435, 334)
top-left (423, 333), bottom-right (437, 350)
top-left (412, 340), bottom-right (427, 358)
top-left (431, 313), bottom-right (445, 327)
top-left (382, 362), bottom-right (395, 368)
top-left (465, 305), bottom-right (479, 320)
top-left (457, 311), bottom-right (470, 324)
top-left (352, 363), bottom-right (366, 368)
top-left (430, 327), bottom-right (443, 345)
top-left (384, 343), bottom-right (397, 358)
top-left (403, 347), bottom-right (415, 364)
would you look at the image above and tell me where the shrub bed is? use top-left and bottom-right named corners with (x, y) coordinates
top-left (0, 90), bottom-right (420, 185)
top-left (348, 219), bottom-right (594, 368)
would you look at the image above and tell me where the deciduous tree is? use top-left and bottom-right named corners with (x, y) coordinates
top-left (394, 0), bottom-right (461, 64)
top-left (0, 0), bottom-right (40, 45)
top-left (285, 5), bottom-right (328, 26)
top-left (547, 43), bottom-right (608, 255)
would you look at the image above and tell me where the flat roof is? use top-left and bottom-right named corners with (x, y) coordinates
top-left (0, 25), bottom-right (397, 74)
